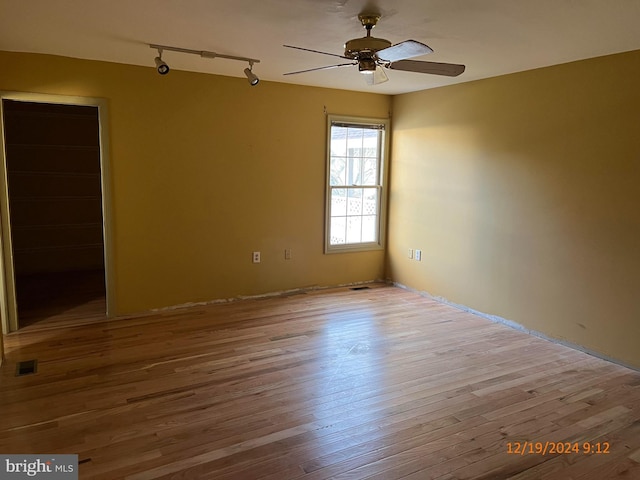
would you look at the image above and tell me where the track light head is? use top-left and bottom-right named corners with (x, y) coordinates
top-left (244, 65), bottom-right (259, 86)
top-left (154, 50), bottom-right (169, 75)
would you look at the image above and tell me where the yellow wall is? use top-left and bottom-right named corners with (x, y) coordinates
top-left (388, 49), bottom-right (640, 369)
top-left (0, 51), bottom-right (391, 313)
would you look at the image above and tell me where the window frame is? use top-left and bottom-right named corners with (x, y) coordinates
top-left (324, 115), bottom-right (390, 254)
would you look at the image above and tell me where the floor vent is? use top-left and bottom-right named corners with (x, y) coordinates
top-left (15, 359), bottom-right (38, 376)
top-left (350, 286), bottom-right (371, 291)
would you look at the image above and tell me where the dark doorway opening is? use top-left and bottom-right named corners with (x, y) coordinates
top-left (2, 100), bottom-right (106, 329)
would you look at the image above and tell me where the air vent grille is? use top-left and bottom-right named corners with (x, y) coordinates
top-left (15, 359), bottom-right (38, 376)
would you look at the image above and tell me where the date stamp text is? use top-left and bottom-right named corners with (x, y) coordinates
top-left (506, 441), bottom-right (610, 455)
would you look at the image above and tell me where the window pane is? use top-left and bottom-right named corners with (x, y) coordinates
top-left (362, 158), bottom-right (377, 186)
top-left (362, 215), bottom-right (377, 242)
top-left (347, 188), bottom-right (363, 215)
top-left (330, 217), bottom-right (346, 245)
top-left (363, 188), bottom-right (378, 215)
top-left (346, 216), bottom-right (362, 244)
top-left (330, 156), bottom-right (347, 186)
top-left (363, 130), bottom-right (379, 158)
top-left (331, 188), bottom-right (347, 217)
top-left (330, 126), bottom-right (348, 156)
top-left (363, 145), bottom-right (377, 158)
top-left (347, 128), bottom-right (365, 154)
top-left (347, 156), bottom-right (362, 185)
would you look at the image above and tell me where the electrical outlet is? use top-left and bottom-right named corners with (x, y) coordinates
top-left (252, 251), bottom-right (261, 263)
top-left (415, 249), bottom-right (422, 261)
top-left (408, 248), bottom-right (414, 259)
top-left (285, 248), bottom-right (292, 260)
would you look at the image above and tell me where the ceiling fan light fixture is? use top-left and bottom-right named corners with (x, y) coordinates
top-left (358, 58), bottom-right (377, 74)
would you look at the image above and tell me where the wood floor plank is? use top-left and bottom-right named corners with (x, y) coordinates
top-left (1, 283), bottom-right (639, 479)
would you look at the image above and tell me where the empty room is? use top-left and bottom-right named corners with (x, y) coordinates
top-left (0, 1), bottom-right (639, 479)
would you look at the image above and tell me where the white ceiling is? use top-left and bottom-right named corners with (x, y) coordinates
top-left (2, 0), bottom-right (640, 95)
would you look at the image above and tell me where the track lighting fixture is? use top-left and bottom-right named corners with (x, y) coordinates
top-left (244, 62), bottom-right (259, 86)
top-left (149, 44), bottom-right (260, 86)
top-left (154, 49), bottom-right (169, 75)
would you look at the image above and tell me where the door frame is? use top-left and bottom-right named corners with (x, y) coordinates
top-left (0, 91), bottom-right (115, 332)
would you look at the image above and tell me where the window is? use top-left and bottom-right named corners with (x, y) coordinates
top-left (325, 115), bottom-right (389, 253)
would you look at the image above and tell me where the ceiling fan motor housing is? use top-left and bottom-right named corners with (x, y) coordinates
top-left (344, 36), bottom-right (392, 59)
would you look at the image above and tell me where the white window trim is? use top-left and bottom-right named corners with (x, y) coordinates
top-left (324, 115), bottom-right (390, 254)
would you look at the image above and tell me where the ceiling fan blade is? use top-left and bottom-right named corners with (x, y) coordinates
top-left (389, 59), bottom-right (465, 77)
top-left (376, 40), bottom-right (433, 62)
top-left (364, 66), bottom-right (388, 85)
top-left (283, 45), bottom-right (350, 60)
top-left (284, 63), bottom-right (356, 76)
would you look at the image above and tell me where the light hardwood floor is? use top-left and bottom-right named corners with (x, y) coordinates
top-left (1, 284), bottom-right (639, 479)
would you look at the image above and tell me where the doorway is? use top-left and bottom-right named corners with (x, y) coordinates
top-left (0, 93), bottom-right (114, 331)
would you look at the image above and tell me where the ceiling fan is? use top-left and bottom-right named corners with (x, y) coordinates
top-left (283, 13), bottom-right (465, 85)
